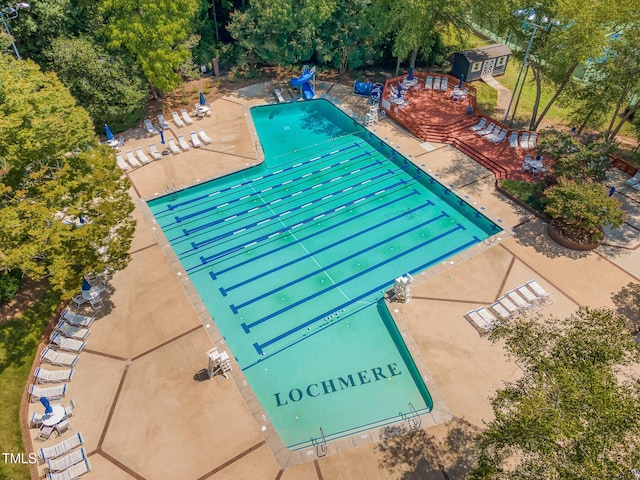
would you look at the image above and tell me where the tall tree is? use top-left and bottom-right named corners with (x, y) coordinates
top-left (469, 308), bottom-right (640, 479)
top-left (46, 36), bottom-right (147, 132)
top-left (373, 0), bottom-right (470, 75)
top-left (100, 0), bottom-right (200, 94)
top-left (0, 55), bottom-right (135, 295)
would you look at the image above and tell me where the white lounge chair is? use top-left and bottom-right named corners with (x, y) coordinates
top-left (167, 138), bottom-right (181, 155)
top-left (115, 154), bottom-right (130, 171)
top-left (34, 367), bottom-right (74, 384)
top-left (477, 122), bottom-right (496, 136)
top-left (39, 433), bottom-right (83, 461)
top-left (60, 308), bottom-right (95, 328)
top-left (41, 348), bottom-right (79, 368)
top-left (527, 132), bottom-right (538, 149)
top-left (157, 115), bottom-right (170, 130)
top-left (526, 280), bottom-right (554, 305)
top-left (46, 458), bottom-right (91, 480)
top-left (519, 132), bottom-right (530, 149)
top-left (490, 301), bottom-right (513, 320)
top-left (499, 296), bottom-right (523, 318)
top-left (181, 109), bottom-right (194, 125)
top-left (470, 118), bottom-right (487, 132)
top-left (125, 151), bottom-right (141, 168)
top-left (492, 128), bottom-right (508, 144)
top-left (625, 171), bottom-right (640, 187)
top-left (197, 129), bottom-right (212, 144)
top-left (425, 76), bottom-right (433, 90)
top-left (135, 147), bottom-right (151, 165)
top-left (516, 285), bottom-right (543, 310)
top-left (29, 384), bottom-right (67, 402)
top-left (143, 119), bottom-right (159, 135)
top-left (190, 131), bottom-right (202, 148)
top-left (49, 333), bottom-right (85, 353)
top-left (274, 88), bottom-right (285, 103)
top-left (172, 111), bottom-right (185, 128)
top-left (46, 448), bottom-right (86, 473)
top-left (484, 125), bottom-right (502, 141)
top-left (465, 308), bottom-right (497, 333)
top-left (509, 131), bottom-right (519, 148)
top-left (177, 135), bottom-right (191, 151)
top-left (507, 290), bottom-right (534, 315)
top-left (440, 77), bottom-right (448, 91)
top-left (148, 144), bottom-right (162, 160)
top-left (433, 77), bottom-right (441, 91)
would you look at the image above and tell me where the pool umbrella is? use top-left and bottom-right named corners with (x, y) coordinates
top-left (105, 124), bottom-right (114, 141)
top-left (160, 130), bottom-right (165, 145)
top-left (40, 397), bottom-right (53, 414)
top-left (199, 91), bottom-right (206, 106)
top-left (458, 74), bottom-right (464, 89)
top-left (397, 84), bottom-right (403, 98)
top-left (408, 66), bottom-right (414, 80)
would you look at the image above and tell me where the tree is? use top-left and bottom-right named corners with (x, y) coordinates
top-left (46, 36), bottom-right (147, 132)
top-left (100, 0), bottom-right (200, 94)
top-left (469, 308), bottom-right (640, 479)
top-left (374, 0), bottom-right (470, 74)
top-left (472, 0), bottom-right (637, 131)
top-left (0, 55), bottom-right (135, 295)
top-left (544, 178), bottom-right (625, 244)
top-left (538, 129), bottom-right (614, 182)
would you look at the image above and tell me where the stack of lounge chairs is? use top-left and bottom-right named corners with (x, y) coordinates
top-left (464, 279), bottom-right (554, 334)
top-left (39, 433), bottom-right (90, 479)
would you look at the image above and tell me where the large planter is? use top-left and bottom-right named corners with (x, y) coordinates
top-left (547, 222), bottom-right (602, 251)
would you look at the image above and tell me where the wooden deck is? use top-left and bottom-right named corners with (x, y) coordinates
top-left (381, 73), bottom-right (541, 181)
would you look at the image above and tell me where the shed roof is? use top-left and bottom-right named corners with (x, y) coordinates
top-left (458, 44), bottom-right (512, 62)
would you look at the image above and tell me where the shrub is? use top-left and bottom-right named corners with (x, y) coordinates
top-left (544, 178), bottom-right (625, 244)
top-left (0, 270), bottom-right (22, 305)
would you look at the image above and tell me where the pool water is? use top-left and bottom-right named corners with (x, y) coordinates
top-left (148, 99), bottom-right (500, 449)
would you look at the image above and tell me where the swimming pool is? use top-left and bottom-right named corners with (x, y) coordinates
top-left (148, 99), bottom-right (501, 450)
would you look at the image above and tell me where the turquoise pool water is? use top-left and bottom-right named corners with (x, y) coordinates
top-left (148, 99), bottom-right (500, 449)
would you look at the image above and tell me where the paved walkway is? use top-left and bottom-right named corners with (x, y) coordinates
top-left (22, 81), bottom-right (640, 480)
top-left (480, 75), bottom-right (512, 120)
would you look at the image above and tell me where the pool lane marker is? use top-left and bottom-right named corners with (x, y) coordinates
top-left (219, 206), bottom-right (441, 297)
top-left (249, 235), bottom-right (480, 355)
top-left (172, 154), bottom-right (378, 233)
top-left (191, 180), bottom-right (411, 270)
top-left (209, 191), bottom-right (419, 278)
top-left (162, 139), bottom-right (365, 212)
top-left (184, 171), bottom-right (400, 251)
top-left (236, 222), bottom-right (463, 322)
top-left (232, 212), bottom-right (454, 313)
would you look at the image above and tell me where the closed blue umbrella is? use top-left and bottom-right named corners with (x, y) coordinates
top-left (199, 91), bottom-right (206, 106)
top-left (459, 74), bottom-right (464, 89)
top-left (160, 130), bottom-right (165, 145)
top-left (397, 84), bottom-right (403, 98)
top-left (105, 124), bottom-right (114, 141)
top-left (40, 397), bottom-right (53, 414)
top-left (82, 277), bottom-right (92, 292)
top-left (408, 66), bottom-right (414, 80)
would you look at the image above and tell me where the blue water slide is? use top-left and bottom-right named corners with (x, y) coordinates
top-left (291, 65), bottom-right (316, 99)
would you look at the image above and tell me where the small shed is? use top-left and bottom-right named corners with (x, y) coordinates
top-left (449, 44), bottom-right (512, 82)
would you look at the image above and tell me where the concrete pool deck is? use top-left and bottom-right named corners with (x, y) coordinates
top-left (24, 81), bottom-right (640, 479)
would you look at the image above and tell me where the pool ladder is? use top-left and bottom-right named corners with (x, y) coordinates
top-left (313, 427), bottom-right (327, 457)
top-left (402, 402), bottom-right (421, 431)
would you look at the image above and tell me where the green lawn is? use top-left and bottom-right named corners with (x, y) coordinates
top-left (500, 179), bottom-right (546, 212)
top-left (0, 287), bottom-right (60, 480)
